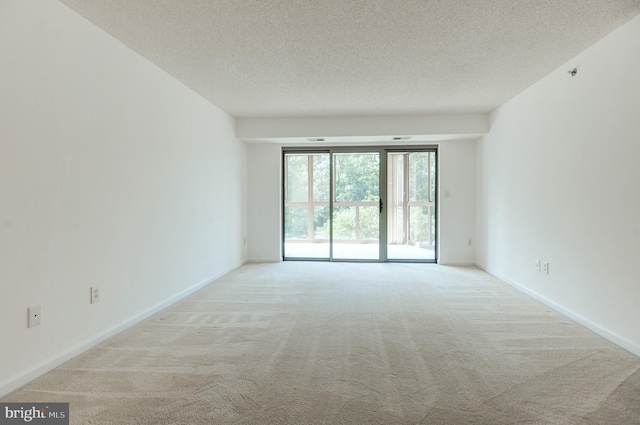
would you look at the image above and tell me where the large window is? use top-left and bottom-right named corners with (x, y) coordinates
top-left (386, 151), bottom-right (437, 260)
top-left (283, 147), bottom-right (437, 262)
top-left (284, 154), bottom-right (330, 258)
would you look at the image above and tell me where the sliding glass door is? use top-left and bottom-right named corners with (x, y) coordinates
top-left (283, 153), bottom-right (330, 259)
top-left (332, 152), bottom-right (380, 260)
top-left (386, 151), bottom-right (437, 261)
top-left (283, 147), bottom-right (436, 262)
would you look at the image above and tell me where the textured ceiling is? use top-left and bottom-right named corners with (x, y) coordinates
top-left (58, 0), bottom-right (640, 118)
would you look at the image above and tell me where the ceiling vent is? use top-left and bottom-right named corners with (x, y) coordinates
top-left (393, 136), bottom-right (411, 141)
top-left (307, 138), bottom-right (325, 142)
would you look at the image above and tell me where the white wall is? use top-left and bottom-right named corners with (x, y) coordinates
top-left (0, 0), bottom-right (246, 395)
top-left (238, 114), bottom-right (489, 140)
top-left (247, 144), bottom-right (282, 262)
top-left (477, 13), bottom-right (640, 355)
top-left (438, 140), bottom-right (476, 265)
top-left (246, 141), bottom-right (476, 265)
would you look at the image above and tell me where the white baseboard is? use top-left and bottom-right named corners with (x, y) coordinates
top-left (247, 257), bottom-right (282, 263)
top-left (476, 263), bottom-right (640, 358)
top-left (438, 260), bottom-right (476, 266)
top-left (475, 260), bottom-right (487, 270)
top-left (0, 262), bottom-right (244, 398)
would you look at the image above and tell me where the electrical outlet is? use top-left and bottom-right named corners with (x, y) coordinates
top-left (28, 304), bottom-right (41, 328)
top-left (535, 259), bottom-right (541, 271)
top-left (467, 239), bottom-right (473, 246)
top-left (91, 286), bottom-right (100, 304)
top-left (542, 261), bottom-right (549, 274)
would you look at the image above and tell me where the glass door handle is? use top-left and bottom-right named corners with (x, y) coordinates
top-left (379, 199), bottom-right (384, 213)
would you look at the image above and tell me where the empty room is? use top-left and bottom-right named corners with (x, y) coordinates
top-left (1, 0), bottom-right (640, 423)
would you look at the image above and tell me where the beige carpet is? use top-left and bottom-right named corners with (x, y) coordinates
top-left (3, 262), bottom-right (640, 424)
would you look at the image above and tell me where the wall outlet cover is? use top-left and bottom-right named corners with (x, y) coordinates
top-left (91, 286), bottom-right (100, 304)
top-left (28, 304), bottom-right (42, 328)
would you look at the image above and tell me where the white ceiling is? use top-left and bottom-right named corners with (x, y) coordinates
top-left (59, 0), bottom-right (640, 119)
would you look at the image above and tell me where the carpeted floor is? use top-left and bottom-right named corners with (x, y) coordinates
top-left (3, 262), bottom-right (640, 424)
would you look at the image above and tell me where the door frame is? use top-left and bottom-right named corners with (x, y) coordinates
top-left (383, 147), bottom-right (438, 263)
top-left (282, 145), bottom-right (437, 263)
